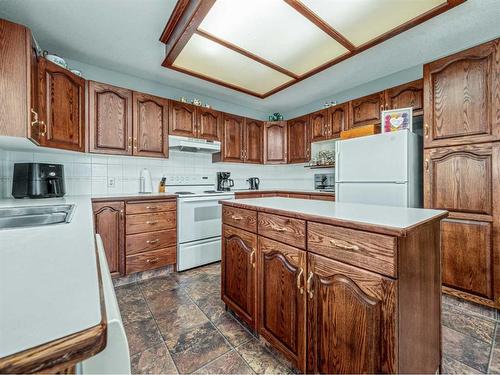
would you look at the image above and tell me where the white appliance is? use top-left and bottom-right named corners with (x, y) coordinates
top-left (167, 176), bottom-right (234, 271)
top-left (169, 135), bottom-right (221, 153)
top-left (79, 235), bottom-right (130, 374)
top-left (335, 130), bottom-right (421, 207)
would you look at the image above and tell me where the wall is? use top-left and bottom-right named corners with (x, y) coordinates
top-left (283, 65), bottom-right (422, 119)
top-left (0, 148), bottom-right (330, 198)
top-left (66, 58), bottom-right (268, 121)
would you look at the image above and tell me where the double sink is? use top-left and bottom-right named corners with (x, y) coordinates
top-left (0, 204), bottom-right (75, 230)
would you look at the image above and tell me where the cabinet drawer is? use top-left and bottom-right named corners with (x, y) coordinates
top-left (258, 213), bottom-right (306, 249)
top-left (308, 222), bottom-right (397, 277)
top-left (222, 206), bottom-right (257, 232)
top-left (126, 229), bottom-right (177, 255)
top-left (126, 200), bottom-right (176, 215)
top-left (126, 211), bottom-right (176, 234)
top-left (126, 246), bottom-right (176, 274)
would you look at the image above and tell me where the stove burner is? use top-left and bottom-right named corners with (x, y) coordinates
top-left (175, 191), bottom-right (195, 195)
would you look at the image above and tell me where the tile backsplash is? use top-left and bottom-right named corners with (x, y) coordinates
top-left (0, 147), bottom-right (329, 198)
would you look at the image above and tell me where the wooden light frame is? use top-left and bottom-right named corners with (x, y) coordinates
top-left (160, 0), bottom-right (466, 98)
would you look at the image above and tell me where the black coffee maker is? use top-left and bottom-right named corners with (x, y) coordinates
top-left (217, 172), bottom-right (234, 191)
top-left (247, 177), bottom-right (260, 190)
top-left (12, 163), bottom-right (66, 198)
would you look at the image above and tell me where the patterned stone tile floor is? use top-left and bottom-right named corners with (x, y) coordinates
top-left (115, 262), bottom-right (500, 374)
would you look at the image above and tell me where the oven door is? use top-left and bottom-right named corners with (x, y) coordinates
top-left (177, 195), bottom-right (234, 243)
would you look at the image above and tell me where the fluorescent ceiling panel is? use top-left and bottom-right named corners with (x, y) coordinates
top-left (173, 33), bottom-right (293, 95)
top-left (301, 0), bottom-right (447, 46)
top-left (199, 0), bottom-right (349, 75)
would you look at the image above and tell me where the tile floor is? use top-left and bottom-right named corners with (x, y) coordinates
top-left (115, 262), bottom-right (500, 374)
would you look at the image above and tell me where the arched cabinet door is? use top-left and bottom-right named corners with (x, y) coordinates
top-left (221, 225), bottom-right (257, 329)
top-left (258, 237), bottom-right (307, 372)
top-left (169, 101), bottom-right (196, 137)
top-left (38, 58), bottom-right (85, 152)
top-left (244, 119), bottom-right (264, 164)
top-left (197, 107), bottom-right (221, 141)
top-left (222, 114), bottom-right (245, 162)
top-left (287, 115), bottom-right (310, 164)
top-left (92, 201), bottom-right (125, 276)
top-left (307, 253), bottom-right (397, 374)
top-left (264, 121), bottom-right (287, 164)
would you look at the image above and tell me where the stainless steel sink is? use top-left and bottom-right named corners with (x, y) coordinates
top-left (0, 204), bottom-right (75, 229)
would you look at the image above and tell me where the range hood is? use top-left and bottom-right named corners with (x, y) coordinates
top-left (168, 135), bottom-right (221, 153)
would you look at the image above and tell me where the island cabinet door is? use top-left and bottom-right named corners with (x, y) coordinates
top-left (92, 201), bottom-right (125, 277)
top-left (306, 253), bottom-right (397, 374)
top-left (221, 225), bottom-right (257, 329)
top-left (258, 237), bottom-right (307, 372)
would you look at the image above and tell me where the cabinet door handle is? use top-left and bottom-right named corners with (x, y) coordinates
top-left (297, 268), bottom-right (304, 294)
top-left (30, 108), bottom-right (39, 127)
top-left (306, 271), bottom-right (314, 299)
top-left (270, 224), bottom-right (287, 232)
top-left (249, 250), bottom-right (256, 268)
top-left (147, 239), bottom-right (159, 245)
top-left (425, 159), bottom-right (429, 171)
top-left (146, 220), bottom-right (159, 225)
top-left (329, 239), bottom-right (359, 251)
top-left (146, 257), bottom-right (159, 264)
top-left (133, 138), bottom-right (138, 149)
top-left (424, 123), bottom-right (429, 137)
top-left (146, 206), bottom-right (159, 210)
top-left (39, 121), bottom-right (47, 137)
top-left (128, 137), bottom-right (132, 149)
top-left (231, 215), bottom-right (243, 220)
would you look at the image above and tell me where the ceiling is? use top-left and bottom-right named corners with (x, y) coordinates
top-left (0, 0), bottom-right (499, 114)
top-left (162, 0), bottom-right (455, 97)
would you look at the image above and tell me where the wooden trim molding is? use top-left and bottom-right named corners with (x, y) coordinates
top-left (159, 0), bottom-right (466, 98)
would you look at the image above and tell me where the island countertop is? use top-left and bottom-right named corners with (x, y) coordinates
top-left (222, 197), bottom-right (447, 236)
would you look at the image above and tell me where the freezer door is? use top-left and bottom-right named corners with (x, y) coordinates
top-left (336, 131), bottom-right (409, 183)
top-left (336, 182), bottom-right (409, 207)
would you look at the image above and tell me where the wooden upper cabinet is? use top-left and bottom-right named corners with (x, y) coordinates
top-left (38, 58), bottom-right (85, 152)
top-left (424, 143), bottom-right (500, 304)
top-left (258, 237), bottom-right (307, 372)
top-left (348, 91), bottom-right (385, 129)
top-left (307, 253), bottom-right (397, 374)
top-left (221, 114), bottom-right (245, 162)
top-left (264, 121), bottom-right (287, 164)
top-left (310, 109), bottom-right (328, 142)
top-left (0, 19), bottom-right (40, 141)
top-left (132, 92), bottom-right (169, 158)
top-left (424, 39), bottom-right (500, 148)
top-left (328, 103), bottom-right (348, 139)
top-left (385, 79), bottom-right (423, 115)
top-left (245, 119), bottom-right (264, 164)
top-left (222, 225), bottom-right (257, 329)
top-left (92, 201), bottom-right (125, 277)
top-left (197, 107), bottom-right (221, 141)
top-left (169, 101), bottom-right (196, 137)
top-left (88, 81), bottom-right (133, 155)
top-left (288, 115), bottom-right (310, 164)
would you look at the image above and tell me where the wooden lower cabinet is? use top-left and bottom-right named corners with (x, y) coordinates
top-left (258, 237), bottom-right (307, 371)
top-left (222, 225), bottom-right (257, 329)
top-left (307, 253), bottom-right (396, 374)
top-left (92, 201), bottom-right (125, 277)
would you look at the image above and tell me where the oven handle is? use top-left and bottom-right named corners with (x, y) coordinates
top-left (179, 195), bottom-right (234, 203)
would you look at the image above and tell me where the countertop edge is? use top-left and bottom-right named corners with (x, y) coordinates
top-left (221, 199), bottom-right (448, 237)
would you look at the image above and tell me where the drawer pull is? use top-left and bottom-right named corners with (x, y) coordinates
top-left (270, 224), bottom-right (287, 232)
top-left (146, 220), bottom-right (159, 225)
top-left (146, 206), bottom-right (159, 210)
top-left (249, 250), bottom-right (256, 268)
top-left (147, 239), bottom-right (159, 245)
top-left (231, 215), bottom-right (243, 220)
top-left (297, 268), bottom-right (304, 294)
top-left (146, 257), bottom-right (159, 264)
top-left (330, 239), bottom-right (359, 251)
top-left (306, 271), bottom-right (314, 299)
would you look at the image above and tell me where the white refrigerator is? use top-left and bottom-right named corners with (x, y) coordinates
top-left (335, 130), bottom-right (422, 208)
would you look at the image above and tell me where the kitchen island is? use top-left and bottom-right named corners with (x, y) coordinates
top-left (220, 197), bottom-right (447, 374)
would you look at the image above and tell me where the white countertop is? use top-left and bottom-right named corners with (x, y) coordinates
top-left (228, 197), bottom-right (446, 230)
top-left (233, 189), bottom-right (334, 194)
top-left (0, 196), bottom-right (102, 358)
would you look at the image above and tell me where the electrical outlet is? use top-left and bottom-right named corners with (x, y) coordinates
top-left (108, 177), bottom-right (115, 188)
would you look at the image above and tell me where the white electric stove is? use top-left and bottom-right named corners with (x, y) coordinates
top-left (166, 176), bottom-right (234, 271)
